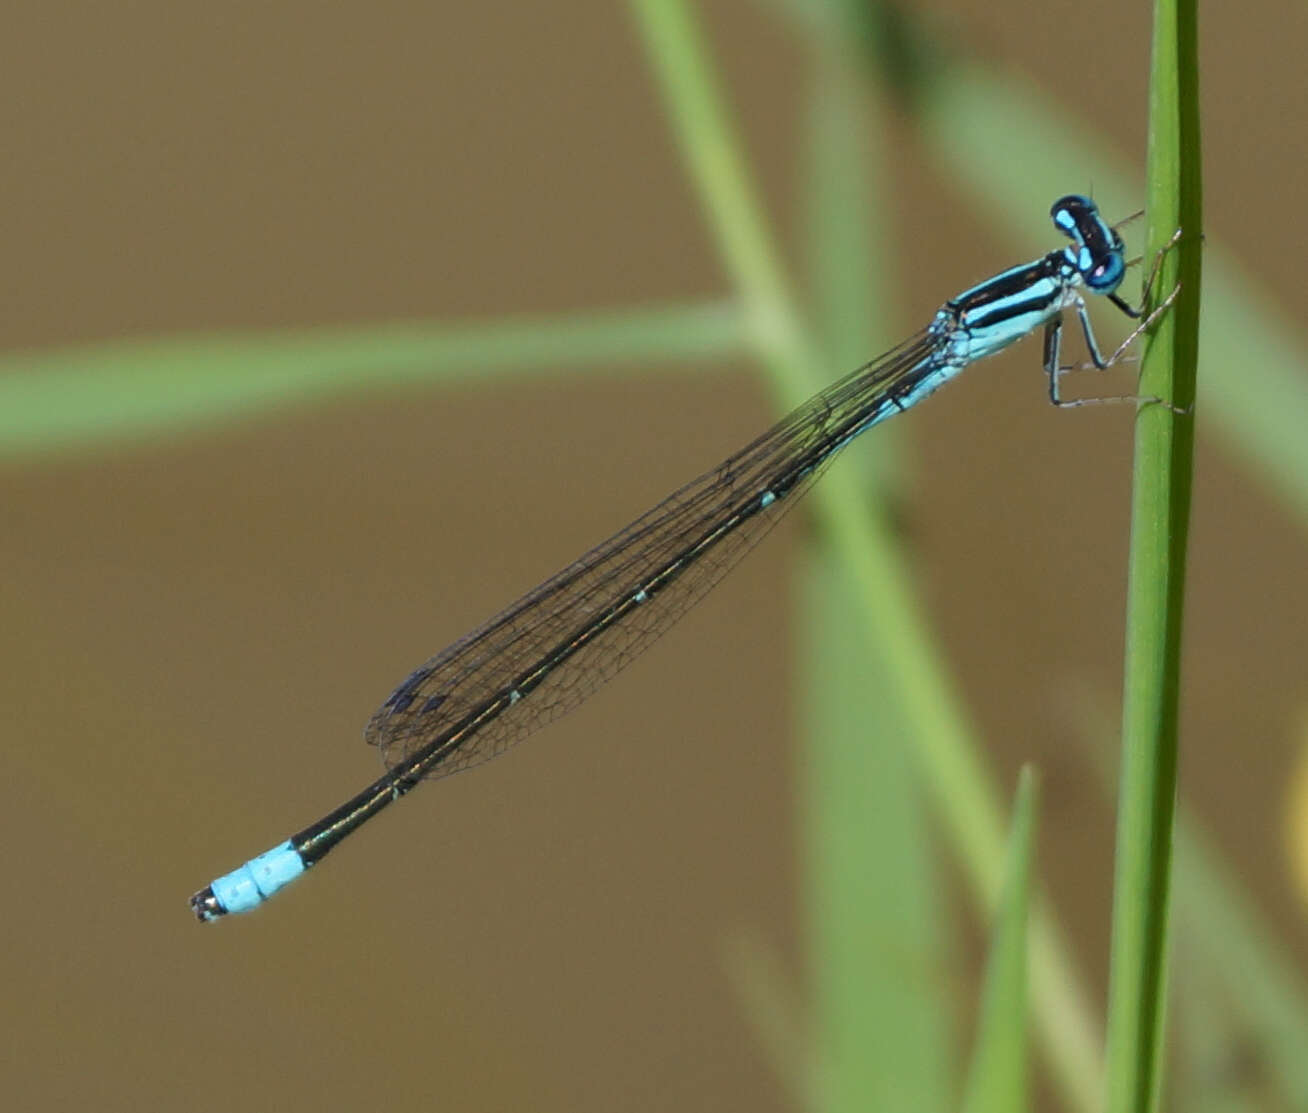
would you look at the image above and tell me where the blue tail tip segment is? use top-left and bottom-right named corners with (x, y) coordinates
top-left (190, 839), bottom-right (306, 922)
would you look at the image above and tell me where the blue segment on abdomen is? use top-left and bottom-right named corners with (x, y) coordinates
top-left (206, 839), bottom-right (305, 917)
top-left (892, 361), bottom-right (962, 412)
top-left (856, 360), bottom-right (963, 436)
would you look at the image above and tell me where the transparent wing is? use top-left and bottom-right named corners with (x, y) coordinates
top-left (365, 329), bottom-right (939, 781)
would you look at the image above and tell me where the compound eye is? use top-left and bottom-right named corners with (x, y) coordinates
top-left (1085, 251), bottom-right (1125, 292)
top-left (1050, 194), bottom-right (1094, 236)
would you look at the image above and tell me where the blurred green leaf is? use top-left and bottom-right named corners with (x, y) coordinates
top-left (961, 766), bottom-right (1037, 1113)
top-left (721, 930), bottom-right (819, 1111)
top-left (798, 17), bottom-right (951, 1111)
top-left (630, 4), bottom-right (1112, 1110)
top-left (801, 550), bottom-right (953, 1113)
top-left (0, 301), bottom-right (745, 457)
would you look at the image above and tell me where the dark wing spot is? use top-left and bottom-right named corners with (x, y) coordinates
top-left (419, 693), bottom-right (448, 715)
top-left (382, 665), bottom-right (435, 713)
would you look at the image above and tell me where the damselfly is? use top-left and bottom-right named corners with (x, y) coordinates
top-left (191, 195), bottom-right (1180, 920)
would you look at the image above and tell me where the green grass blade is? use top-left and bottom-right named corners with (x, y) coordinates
top-left (0, 301), bottom-right (745, 457)
top-left (1103, 3), bottom-right (1203, 1111)
top-left (801, 5), bottom-right (891, 362)
top-left (801, 550), bottom-right (952, 1113)
top-left (629, 4), bottom-right (1103, 1110)
top-left (721, 930), bottom-right (820, 1110)
top-left (798, 13), bottom-right (951, 1112)
top-left (961, 766), bottom-right (1038, 1113)
top-left (800, 2), bottom-right (905, 492)
top-left (627, 0), bottom-right (814, 381)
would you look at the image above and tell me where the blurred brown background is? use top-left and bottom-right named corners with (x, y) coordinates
top-left (1, 2), bottom-right (1305, 1110)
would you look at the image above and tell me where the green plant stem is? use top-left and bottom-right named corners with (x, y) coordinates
top-left (1104, 0), bottom-right (1203, 1110)
top-left (961, 766), bottom-right (1038, 1113)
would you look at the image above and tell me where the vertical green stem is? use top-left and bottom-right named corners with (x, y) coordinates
top-left (1105, 0), bottom-right (1203, 1109)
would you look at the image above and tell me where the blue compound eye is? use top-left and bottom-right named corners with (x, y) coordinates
top-left (1084, 250), bottom-right (1125, 292)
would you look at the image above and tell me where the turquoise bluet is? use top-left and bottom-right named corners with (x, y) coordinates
top-left (191, 195), bottom-right (1179, 920)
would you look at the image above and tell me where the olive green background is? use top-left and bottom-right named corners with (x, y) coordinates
top-left (1, 2), bottom-right (1304, 1110)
